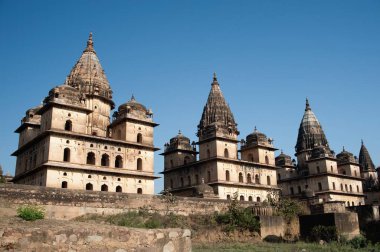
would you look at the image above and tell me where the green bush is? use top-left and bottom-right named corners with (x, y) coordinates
top-left (17, 205), bottom-right (45, 221)
top-left (309, 225), bottom-right (338, 242)
top-left (348, 235), bottom-right (368, 249)
top-left (215, 193), bottom-right (260, 232)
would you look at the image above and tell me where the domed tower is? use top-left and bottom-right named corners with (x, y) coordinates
top-left (295, 99), bottom-right (330, 170)
top-left (240, 127), bottom-right (277, 165)
top-left (275, 151), bottom-right (296, 181)
top-left (359, 141), bottom-right (378, 190)
top-left (66, 33), bottom-right (114, 137)
top-left (162, 131), bottom-right (197, 170)
top-left (110, 95), bottom-right (157, 145)
top-left (161, 131), bottom-right (197, 189)
top-left (15, 104), bottom-right (43, 148)
top-left (336, 147), bottom-right (361, 177)
top-left (197, 73), bottom-right (239, 160)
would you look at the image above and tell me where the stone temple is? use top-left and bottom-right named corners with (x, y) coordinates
top-left (12, 33), bottom-right (159, 194)
top-left (276, 99), bottom-right (367, 206)
top-left (161, 74), bottom-right (280, 201)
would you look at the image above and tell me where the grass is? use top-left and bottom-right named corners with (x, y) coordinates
top-left (193, 241), bottom-right (380, 252)
top-left (17, 205), bottom-right (45, 221)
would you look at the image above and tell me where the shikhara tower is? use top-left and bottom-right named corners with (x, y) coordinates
top-left (12, 33), bottom-right (159, 194)
top-left (161, 74), bottom-right (279, 201)
top-left (277, 99), bottom-right (365, 206)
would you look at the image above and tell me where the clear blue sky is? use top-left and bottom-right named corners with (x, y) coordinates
top-left (0, 0), bottom-right (379, 193)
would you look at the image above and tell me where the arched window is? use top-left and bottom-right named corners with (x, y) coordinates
top-left (247, 173), bottom-right (252, 183)
top-left (248, 196), bottom-right (253, 202)
top-left (317, 166), bottom-right (320, 173)
top-left (137, 158), bottom-right (142, 171)
top-left (170, 179), bottom-right (173, 188)
top-left (61, 181), bottom-right (68, 188)
top-left (137, 133), bottom-right (142, 143)
top-left (101, 154), bottom-right (109, 167)
top-left (318, 182), bottom-right (322, 191)
top-left (137, 188), bottom-right (143, 194)
top-left (225, 170), bottom-right (230, 181)
top-left (101, 184), bottom-right (108, 192)
top-left (267, 176), bottom-right (271, 185)
top-left (115, 155), bottom-right (123, 168)
top-left (256, 197), bottom-right (261, 202)
top-left (227, 194), bottom-right (231, 200)
top-left (116, 186), bottom-right (122, 193)
top-left (265, 155), bottom-right (269, 165)
top-left (86, 152), bottom-right (95, 165)
top-left (64, 120), bottom-right (72, 131)
top-left (278, 174), bottom-right (281, 180)
top-left (354, 170), bottom-right (357, 176)
top-left (255, 174), bottom-right (260, 184)
top-left (63, 148), bottom-right (70, 162)
top-left (345, 184), bottom-right (348, 191)
top-left (184, 156), bottom-right (190, 165)
top-left (350, 185), bottom-right (353, 192)
top-left (224, 148), bottom-right (229, 158)
top-left (331, 166), bottom-right (334, 172)
top-left (240, 195), bottom-right (245, 201)
top-left (180, 177), bottom-right (184, 187)
top-left (239, 172), bottom-right (243, 183)
top-left (341, 184), bottom-right (343, 191)
top-left (86, 183), bottom-right (93, 191)
top-left (207, 171), bottom-right (211, 182)
top-left (207, 149), bottom-right (210, 158)
top-left (333, 182), bottom-right (336, 190)
top-left (347, 201), bottom-right (350, 207)
top-left (352, 201), bottom-right (355, 206)
top-left (188, 176), bottom-right (191, 186)
top-left (357, 185), bottom-right (359, 192)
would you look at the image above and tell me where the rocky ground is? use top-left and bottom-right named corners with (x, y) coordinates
top-left (0, 215), bottom-right (191, 252)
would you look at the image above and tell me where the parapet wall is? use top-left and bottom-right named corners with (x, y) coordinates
top-left (0, 184), bottom-right (273, 219)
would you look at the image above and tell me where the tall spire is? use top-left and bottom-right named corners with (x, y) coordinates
top-left (84, 32), bottom-right (95, 53)
top-left (295, 99), bottom-right (329, 153)
top-left (66, 33), bottom-right (113, 104)
top-left (305, 98), bottom-right (311, 111)
top-left (197, 73), bottom-right (238, 139)
top-left (359, 141), bottom-right (375, 172)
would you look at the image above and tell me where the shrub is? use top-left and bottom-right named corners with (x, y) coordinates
top-left (309, 225), bottom-right (338, 242)
top-left (215, 192), bottom-right (260, 232)
top-left (17, 205), bottom-right (45, 221)
top-left (348, 235), bottom-right (368, 249)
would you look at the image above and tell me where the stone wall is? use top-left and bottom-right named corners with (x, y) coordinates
top-left (0, 216), bottom-right (191, 251)
top-left (0, 184), bottom-right (273, 220)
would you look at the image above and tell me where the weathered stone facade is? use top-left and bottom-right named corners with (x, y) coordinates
top-left (161, 74), bottom-right (280, 201)
top-left (277, 99), bottom-right (365, 206)
top-left (12, 33), bottom-right (159, 194)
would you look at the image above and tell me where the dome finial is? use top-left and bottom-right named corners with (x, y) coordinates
top-left (131, 94), bottom-right (135, 101)
top-left (343, 146), bottom-right (345, 151)
top-left (84, 32), bottom-right (94, 52)
top-left (212, 72), bottom-right (218, 85)
top-left (305, 98), bottom-right (311, 111)
top-left (254, 126), bottom-right (257, 132)
top-left (281, 149), bottom-right (283, 154)
top-left (361, 139), bottom-right (364, 145)
top-left (178, 129), bottom-right (182, 135)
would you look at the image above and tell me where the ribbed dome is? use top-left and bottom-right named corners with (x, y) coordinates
top-left (118, 95), bottom-right (148, 113)
top-left (337, 147), bottom-right (356, 164)
top-left (295, 99), bottom-right (329, 153)
top-left (165, 130), bottom-right (193, 152)
top-left (359, 141), bottom-right (375, 172)
top-left (246, 127), bottom-right (268, 146)
top-left (275, 151), bottom-right (293, 167)
top-left (66, 33), bottom-right (113, 102)
top-left (197, 73), bottom-right (238, 137)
